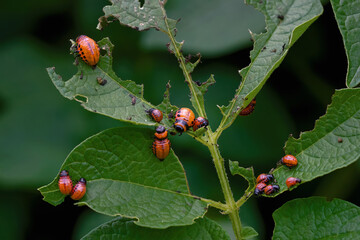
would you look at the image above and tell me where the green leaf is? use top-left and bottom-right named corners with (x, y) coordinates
top-left (98, 0), bottom-right (177, 33)
top-left (47, 37), bottom-right (173, 127)
top-left (229, 160), bottom-right (256, 194)
top-left (273, 197), bottom-right (360, 239)
top-left (330, 0), bottom-right (360, 88)
top-left (218, 0), bottom-right (323, 131)
top-left (38, 127), bottom-right (208, 228)
top-left (241, 226), bottom-right (258, 239)
top-left (81, 217), bottom-right (230, 240)
top-left (271, 89), bottom-right (360, 196)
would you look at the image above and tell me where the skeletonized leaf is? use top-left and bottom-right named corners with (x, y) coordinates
top-left (229, 160), bottom-right (256, 194)
top-left (330, 0), bottom-right (360, 88)
top-left (47, 38), bottom-right (173, 128)
top-left (98, 0), bottom-right (177, 33)
top-left (273, 197), bottom-right (360, 239)
top-left (218, 0), bottom-right (323, 130)
top-left (38, 127), bottom-right (207, 228)
top-left (156, 81), bottom-right (178, 127)
top-left (99, 0), bottom-right (206, 115)
top-left (269, 89), bottom-right (360, 196)
top-left (81, 217), bottom-right (230, 240)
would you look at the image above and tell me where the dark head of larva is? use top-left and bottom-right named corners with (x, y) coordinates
top-left (156, 125), bottom-right (166, 134)
top-left (60, 170), bottom-right (69, 177)
top-left (154, 125), bottom-right (168, 139)
top-left (79, 178), bottom-right (86, 184)
top-left (175, 124), bottom-right (184, 132)
top-left (174, 119), bottom-right (189, 133)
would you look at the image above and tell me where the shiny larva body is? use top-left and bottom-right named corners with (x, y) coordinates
top-left (254, 182), bottom-right (267, 195)
top-left (256, 174), bottom-right (274, 184)
top-left (286, 177), bottom-right (301, 189)
top-left (76, 35), bottom-right (100, 66)
top-left (58, 170), bottom-right (73, 195)
top-left (152, 138), bottom-right (171, 160)
top-left (281, 155), bottom-right (298, 168)
top-left (264, 184), bottom-right (280, 195)
top-left (192, 117), bottom-right (209, 131)
top-left (239, 98), bottom-right (256, 116)
top-left (70, 178), bottom-right (87, 200)
top-left (148, 108), bottom-right (163, 123)
top-left (174, 108), bottom-right (195, 133)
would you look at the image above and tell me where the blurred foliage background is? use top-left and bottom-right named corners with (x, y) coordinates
top-left (0, 0), bottom-right (359, 239)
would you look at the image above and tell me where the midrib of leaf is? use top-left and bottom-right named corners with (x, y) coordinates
top-left (80, 178), bottom-right (226, 210)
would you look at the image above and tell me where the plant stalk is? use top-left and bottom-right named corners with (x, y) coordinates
top-left (161, 6), bottom-right (243, 239)
top-left (208, 138), bottom-right (242, 240)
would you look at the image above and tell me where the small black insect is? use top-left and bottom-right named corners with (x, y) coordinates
top-left (129, 94), bottom-right (136, 105)
top-left (97, 77), bottom-right (107, 86)
top-left (195, 81), bottom-right (202, 86)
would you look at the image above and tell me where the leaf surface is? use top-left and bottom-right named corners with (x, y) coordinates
top-left (81, 217), bottom-right (230, 240)
top-left (39, 127), bottom-right (207, 228)
top-left (241, 226), bottom-right (258, 239)
top-left (330, 0), bottom-right (360, 88)
top-left (270, 89), bottom-right (360, 196)
top-left (98, 0), bottom-right (177, 33)
top-left (48, 38), bottom-right (174, 128)
top-left (218, 0), bottom-right (323, 131)
top-left (273, 197), bottom-right (360, 239)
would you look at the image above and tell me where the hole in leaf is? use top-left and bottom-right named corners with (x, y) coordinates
top-left (100, 48), bottom-right (107, 56)
top-left (74, 94), bottom-right (88, 103)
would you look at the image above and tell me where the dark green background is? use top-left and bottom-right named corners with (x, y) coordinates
top-left (0, 0), bottom-right (358, 239)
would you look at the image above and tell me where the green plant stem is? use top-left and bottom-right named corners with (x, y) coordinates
top-left (161, 6), bottom-right (243, 239)
top-left (208, 138), bottom-right (242, 240)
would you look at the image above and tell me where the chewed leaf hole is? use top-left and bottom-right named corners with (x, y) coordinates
top-left (74, 94), bottom-right (88, 103)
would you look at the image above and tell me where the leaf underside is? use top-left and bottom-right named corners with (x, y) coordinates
top-left (38, 127), bottom-right (207, 228)
top-left (47, 38), bottom-right (175, 129)
top-left (219, 0), bottom-right (323, 130)
top-left (81, 217), bottom-right (230, 240)
top-left (273, 197), bottom-right (360, 239)
top-left (269, 89), bottom-right (360, 196)
top-left (330, 0), bottom-right (360, 88)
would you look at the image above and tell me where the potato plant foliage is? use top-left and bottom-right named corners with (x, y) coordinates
top-left (39, 0), bottom-right (360, 239)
